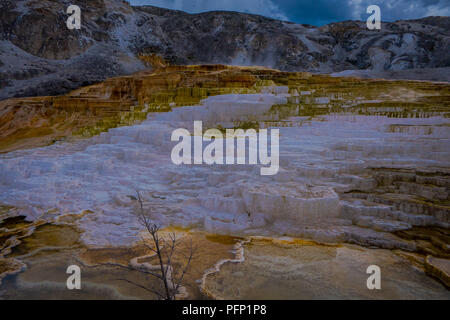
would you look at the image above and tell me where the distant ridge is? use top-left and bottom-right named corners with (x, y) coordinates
top-left (1, 0), bottom-right (449, 99)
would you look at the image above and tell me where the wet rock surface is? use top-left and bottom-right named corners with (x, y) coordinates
top-left (0, 225), bottom-right (239, 299)
top-left (202, 237), bottom-right (450, 299)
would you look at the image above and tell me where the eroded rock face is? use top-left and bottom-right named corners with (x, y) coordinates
top-left (1, 0), bottom-right (450, 99)
top-left (0, 0), bottom-right (144, 100)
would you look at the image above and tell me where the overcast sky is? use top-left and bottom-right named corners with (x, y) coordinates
top-left (129, 0), bottom-right (450, 25)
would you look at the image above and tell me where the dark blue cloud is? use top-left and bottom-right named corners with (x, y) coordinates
top-left (129, 0), bottom-right (450, 25)
top-left (269, 0), bottom-right (354, 26)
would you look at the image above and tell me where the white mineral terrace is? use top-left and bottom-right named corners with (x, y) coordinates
top-left (0, 90), bottom-right (449, 248)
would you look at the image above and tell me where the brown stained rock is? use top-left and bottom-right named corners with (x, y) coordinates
top-left (395, 227), bottom-right (450, 258)
top-left (0, 257), bottom-right (26, 286)
top-left (425, 255), bottom-right (450, 288)
top-left (1, 63), bottom-right (449, 153)
top-left (0, 65), bottom-right (277, 152)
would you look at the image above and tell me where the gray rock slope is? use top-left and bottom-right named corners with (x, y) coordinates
top-left (1, 0), bottom-right (449, 100)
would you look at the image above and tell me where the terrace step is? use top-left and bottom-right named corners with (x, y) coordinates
top-left (340, 198), bottom-right (443, 228)
top-left (366, 193), bottom-right (450, 224)
top-left (355, 216), bottom-right (411, 232)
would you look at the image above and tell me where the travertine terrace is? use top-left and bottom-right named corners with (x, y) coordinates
top-left (0, 64), bottom-right (449, 298)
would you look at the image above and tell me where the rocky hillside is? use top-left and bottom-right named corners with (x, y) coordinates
top-left (1, 0), bottom-right (449, 100)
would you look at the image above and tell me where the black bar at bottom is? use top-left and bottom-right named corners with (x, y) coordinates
top-left (0, 300), bottom-right (444, 319)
